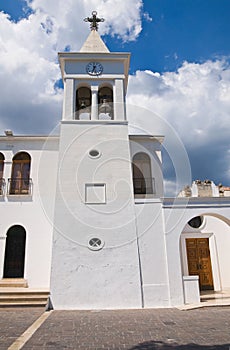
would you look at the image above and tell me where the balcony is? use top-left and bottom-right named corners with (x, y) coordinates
top-left (8, 178), bottom-right (32, 195)
top-left (133, 177), bottom-right (156, 197)
top-left (0, 178), bottom-right (5, 195)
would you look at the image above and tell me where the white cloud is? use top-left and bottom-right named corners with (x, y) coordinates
top-left (26, 0), bottom-right (143, 46)
top-left (164, 179), bottom-right (177, 197)
top-left (143, 12), bottom-right (152, 22)
top-left (127, 59), bottom-right (230, 187)
top-left (0, 0), bottom-right (144, 133)
top-left (128, 60), bottom-right (230, 146)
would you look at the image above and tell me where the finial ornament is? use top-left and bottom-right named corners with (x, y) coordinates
top-left (84, 11), bottom-right (105, 31)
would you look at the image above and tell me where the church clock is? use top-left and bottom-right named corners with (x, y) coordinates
top-left (86, 62), bottom-right (103, 76)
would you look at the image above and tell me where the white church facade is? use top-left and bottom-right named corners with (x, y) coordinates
top-left (0, 13), bottom-right (229, 309)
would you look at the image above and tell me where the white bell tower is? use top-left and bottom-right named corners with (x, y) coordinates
top-left (59, 11), bottom-right (129, 123)
top-left (50, 12), bottom-right (142, 309)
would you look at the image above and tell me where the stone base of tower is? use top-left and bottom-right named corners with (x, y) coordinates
top-left (49, 231), bottom-right (142, 310)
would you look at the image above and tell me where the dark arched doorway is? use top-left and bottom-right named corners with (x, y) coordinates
top-left (3, 225), bottom-right (26, 278)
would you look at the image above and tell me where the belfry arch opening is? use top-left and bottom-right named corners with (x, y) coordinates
top-left (76, 86), bottom-right (91, 120)
top-left (98, 86), bottom-right (113, 120)
top-left (3, 225), bottom-right (26, 278)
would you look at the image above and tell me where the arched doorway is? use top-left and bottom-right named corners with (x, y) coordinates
top-left (181, 214), bottom-right (230, 293)
top-left (3, 225), bottom-right (26, 278)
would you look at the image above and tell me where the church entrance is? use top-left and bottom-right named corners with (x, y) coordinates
top-left (3, 225), bottom-right (26, 278)
top-left (186, 238), bottom-right (214, 291)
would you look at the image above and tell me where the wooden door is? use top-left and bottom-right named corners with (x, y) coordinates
top-left (186, 238), bottom-right (214, 290)
top-left (3, 226), bottom-right (26, 278)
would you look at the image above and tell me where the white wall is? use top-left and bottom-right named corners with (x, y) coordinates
top-left (203, 216), bottom-right (230, 289)
top-left (50, 122), bottom-right (142, 309)
top-left (0, 137), bottom-right (59, 289)
top-left (134, 200), bottom-right (170, 307)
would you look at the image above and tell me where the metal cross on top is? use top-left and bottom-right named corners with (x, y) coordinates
top-left (84, 11), bottom-right (105, 31)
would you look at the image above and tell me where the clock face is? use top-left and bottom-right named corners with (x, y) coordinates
top-left (86, 62), bottom-right (103, 76)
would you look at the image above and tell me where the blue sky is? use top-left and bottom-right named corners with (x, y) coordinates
top-left (0, 0), bottom-right (229, 193)
top-left (2, 0), bottom-right (230, 72)
top-left (105, 0), bottom-right (230, 73)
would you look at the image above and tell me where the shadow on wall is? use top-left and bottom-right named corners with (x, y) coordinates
top-left (129, 341), bottom-right (230, 350)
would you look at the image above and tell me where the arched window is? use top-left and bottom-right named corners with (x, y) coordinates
top-left (10, 152), bottom-right (31, 195)
top-left (132, 152), bottom-right (154, 196)
top-left (0, 153), bottom-right (4, 195)
top-left (3, 225), bottom-right (26, 278)
top-left (76, 87), bottom-right (91, 120)
top-left (98, 86), bottom-right (113, 120)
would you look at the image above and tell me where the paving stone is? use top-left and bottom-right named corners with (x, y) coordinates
top-left (1, 307), bottom-right (230, 349)
top-left (0, 307), bottom-right (45, 350)
top-left (19, 307), bottom-right (230, 350)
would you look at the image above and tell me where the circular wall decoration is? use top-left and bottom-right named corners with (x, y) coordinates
top-left (88, 237), bottom-right (104, 251)
top-left (188, 216), bottom-right (204, 229)
top-left (88, 149), bottom-right (101, 158)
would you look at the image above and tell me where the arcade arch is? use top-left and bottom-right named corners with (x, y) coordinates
top-left (180, 213), bottom-right (230, 293)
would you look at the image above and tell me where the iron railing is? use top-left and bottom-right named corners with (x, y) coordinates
top-left (133, 177), bottom-right (156, 196)
top-left (0, 178), bottom-right (5, 195)
top-left (8, 178), bottom-right (32, 195)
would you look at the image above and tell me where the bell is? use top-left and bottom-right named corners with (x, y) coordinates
top-left (80, 100), bottom-right (87, 109)
top-left (99, 99), bottom-right (112, 114)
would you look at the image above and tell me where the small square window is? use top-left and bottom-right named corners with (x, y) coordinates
top-left (85, 184), bottom-right (106, 204)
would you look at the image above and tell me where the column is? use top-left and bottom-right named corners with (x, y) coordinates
top-left (114, 79), bottom-right (125, 121)
top-left (4, 157), bottom-right (13, 196)
top-left (62, 79), bottom-right (74, 120)
top-left (91, 85), bottom-right (99, 120)
top-left (0, 227), bottom-right (6, 278)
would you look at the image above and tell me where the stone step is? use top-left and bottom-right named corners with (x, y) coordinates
top-left (0, 289), bottom-right (49, 307)
top-left (0, 295), bottom-right (48, 301)
top-left (0, 278), bottom-right (28, 288)
top-left (0, 300), bottom-right (48, 306)
top-left (200, 290), bottom-right (230, 301)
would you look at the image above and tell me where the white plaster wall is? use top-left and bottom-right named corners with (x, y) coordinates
top-left (134, 200), bottom-right (170, 307)
top-left (163, 207), bottom-right (185, 306)
top-left (0, 138), bottom-right (59, 289)
top-left (50, 122), bottom-right (142, 309)
top-left (51, 234), bottom-right (142, 309)
top-left (203, 216), bottom-right (230, 289)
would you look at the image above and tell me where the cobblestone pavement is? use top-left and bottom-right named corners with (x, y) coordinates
top-left (1, 306), bottom-right (230, 350)
top-left (0, 307), bottom-right (44, 350)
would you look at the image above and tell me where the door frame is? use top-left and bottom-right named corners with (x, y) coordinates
top-left (181, 232), bottom-right (221, 291)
